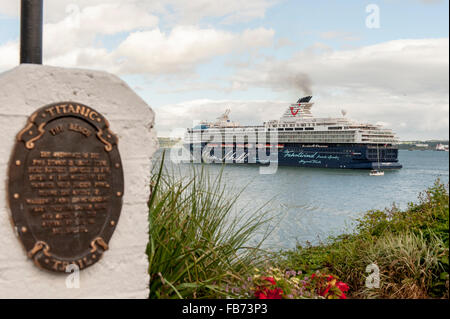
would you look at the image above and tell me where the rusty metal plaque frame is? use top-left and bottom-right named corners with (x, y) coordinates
top-left (8, 102), bottom-right (124, 272)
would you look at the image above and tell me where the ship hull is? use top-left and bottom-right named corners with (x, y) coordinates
top-left (184, 143), bottom-right (402, 169)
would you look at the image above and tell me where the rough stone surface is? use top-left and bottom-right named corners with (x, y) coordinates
top-left (0, 64), bottom-right (157, 298)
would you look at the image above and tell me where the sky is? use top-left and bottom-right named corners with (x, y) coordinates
top-left (0, 0), bottom-right (448, 140)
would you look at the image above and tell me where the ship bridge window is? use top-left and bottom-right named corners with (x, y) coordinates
top-left (328, 127), bottom-right (342, 130)
top-left (305, 127), bottom-right (314, 131)
top-left (285, 128), bottom-right (293, 131)
top-left (295, 128), bottom-right (303, 131)
top-left (278, 128), bottom-right (284, 131)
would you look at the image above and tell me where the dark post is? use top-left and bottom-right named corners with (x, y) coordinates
top-left (20, 0), bottom-right (43, 64)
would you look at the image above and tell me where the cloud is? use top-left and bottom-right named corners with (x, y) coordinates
top-left (275, 37), bottom-right (294, 49)
top-left (155, 91), bottom-right (449, 141)
top-left (42, 3), bottom-right (158, 58)
top-left (114, 26), bottom-right (274, 74)
top-left (0, 2), bottom-right (159, 72)
top-left (39, 25), bottom-right (275, 75)
top-left (155, 99), bottom-right (289, 137)
top-left (0, 40), bottom-right (18, 71)
top-left (70, 3), bottom-right (159, 35)
top-left (319, 31), bottom-right (360, 42)
top-left (155, 38), bottom-right (449, 140)
top-left (230, 38), bottom-right (449, 95)
top-left (0, 1), bottom-right (274, 75)
top-left (0, 1), bottom-right (18, 17)
top-left (0, 0), bottom-right (276, 70)
top-left (1, 1), bottom-right (447, 140)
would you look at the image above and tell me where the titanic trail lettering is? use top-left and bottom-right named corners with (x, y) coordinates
top-left (8, 102), bottom-right (124, 272)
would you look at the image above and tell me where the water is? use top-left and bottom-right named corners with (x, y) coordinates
top-left (158, 150), bottom-right (449, 250)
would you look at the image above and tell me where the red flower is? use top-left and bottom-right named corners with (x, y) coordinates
top-left (319, 285), bottom-right (330, 296)
top-left (339, 293), bottom-right (347, 299)
top-left (336, 282), bottom-right (349, 292)
top-left (311, 273), bottom-right (316, 279)
top-left (255, 291), bottom-right (268, 299)
top-left (327, 275), bottom-right (334, 281)
top-left (263, 277), bottom-right (276, 285)
top-left (254, 287), bottom-right (283, 299)
top-left (266, 288), bottom-right (283, 299)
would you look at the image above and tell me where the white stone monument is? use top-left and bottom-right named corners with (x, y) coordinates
top-left (0, 64), bottom-right (157, 298)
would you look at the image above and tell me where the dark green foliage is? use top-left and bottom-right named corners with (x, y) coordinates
top-left (147, 153), bottom-right (272, 299)
top-left (276, 180), bottom-right (449, 299)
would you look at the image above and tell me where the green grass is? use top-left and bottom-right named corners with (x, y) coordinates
top-left (147, 152), bottom-right (272, 299)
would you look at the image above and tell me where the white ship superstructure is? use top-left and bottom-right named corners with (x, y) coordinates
top-left (187, 96), bottom-right (398, 145)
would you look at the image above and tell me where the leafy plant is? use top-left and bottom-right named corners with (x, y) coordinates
top-left (147, 152), bottom-right (273, 299)
top-left (274, 181), bottom-right (449, 299)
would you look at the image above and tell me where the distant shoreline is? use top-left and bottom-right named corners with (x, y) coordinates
top-left (398, 140), bottom-right (449, 151)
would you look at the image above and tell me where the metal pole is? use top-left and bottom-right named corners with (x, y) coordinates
top-left (20, 0), bottom-right (43, 64)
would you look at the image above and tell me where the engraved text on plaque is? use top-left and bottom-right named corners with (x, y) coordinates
top-left (8, 102), bottom-right (124, 272)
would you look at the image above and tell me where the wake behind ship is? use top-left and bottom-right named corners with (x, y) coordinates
top-left (183, 96), bottom-right (402, 169)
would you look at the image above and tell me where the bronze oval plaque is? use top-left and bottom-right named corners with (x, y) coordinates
top-left (8, 102), bottom-right (124, 272)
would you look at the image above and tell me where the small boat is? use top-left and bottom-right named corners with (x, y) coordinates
top-left (370, 170), bottom-right (384, 176)
top-left (370, 145), bottom-right (384, 176)
top-left (436, 143), bottom-right (449, 152)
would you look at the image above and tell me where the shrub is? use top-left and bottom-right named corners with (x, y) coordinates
top-left (147, 153), bottom-right (272, 299)
top-left (356, 180), bottom-right (449, 245)
top-left (275, 181), bottom-right (449, 299)
top-left (358, 231), bottom-right (447, 298)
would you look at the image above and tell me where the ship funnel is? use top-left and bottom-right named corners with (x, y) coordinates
top-left (296, 96), bottom-right (313, 104)
top-left (281, 96), bottom-right (314, 121)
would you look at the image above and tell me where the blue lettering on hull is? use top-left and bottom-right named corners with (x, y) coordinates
top-left (186, 143), bottom-right (402, 169)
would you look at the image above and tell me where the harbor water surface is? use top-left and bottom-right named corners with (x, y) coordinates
top-left (159, 150), bottom-right (449, 250)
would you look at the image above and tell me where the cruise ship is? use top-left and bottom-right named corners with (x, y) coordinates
top-left (183, 96), bottom-right (402, 169)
